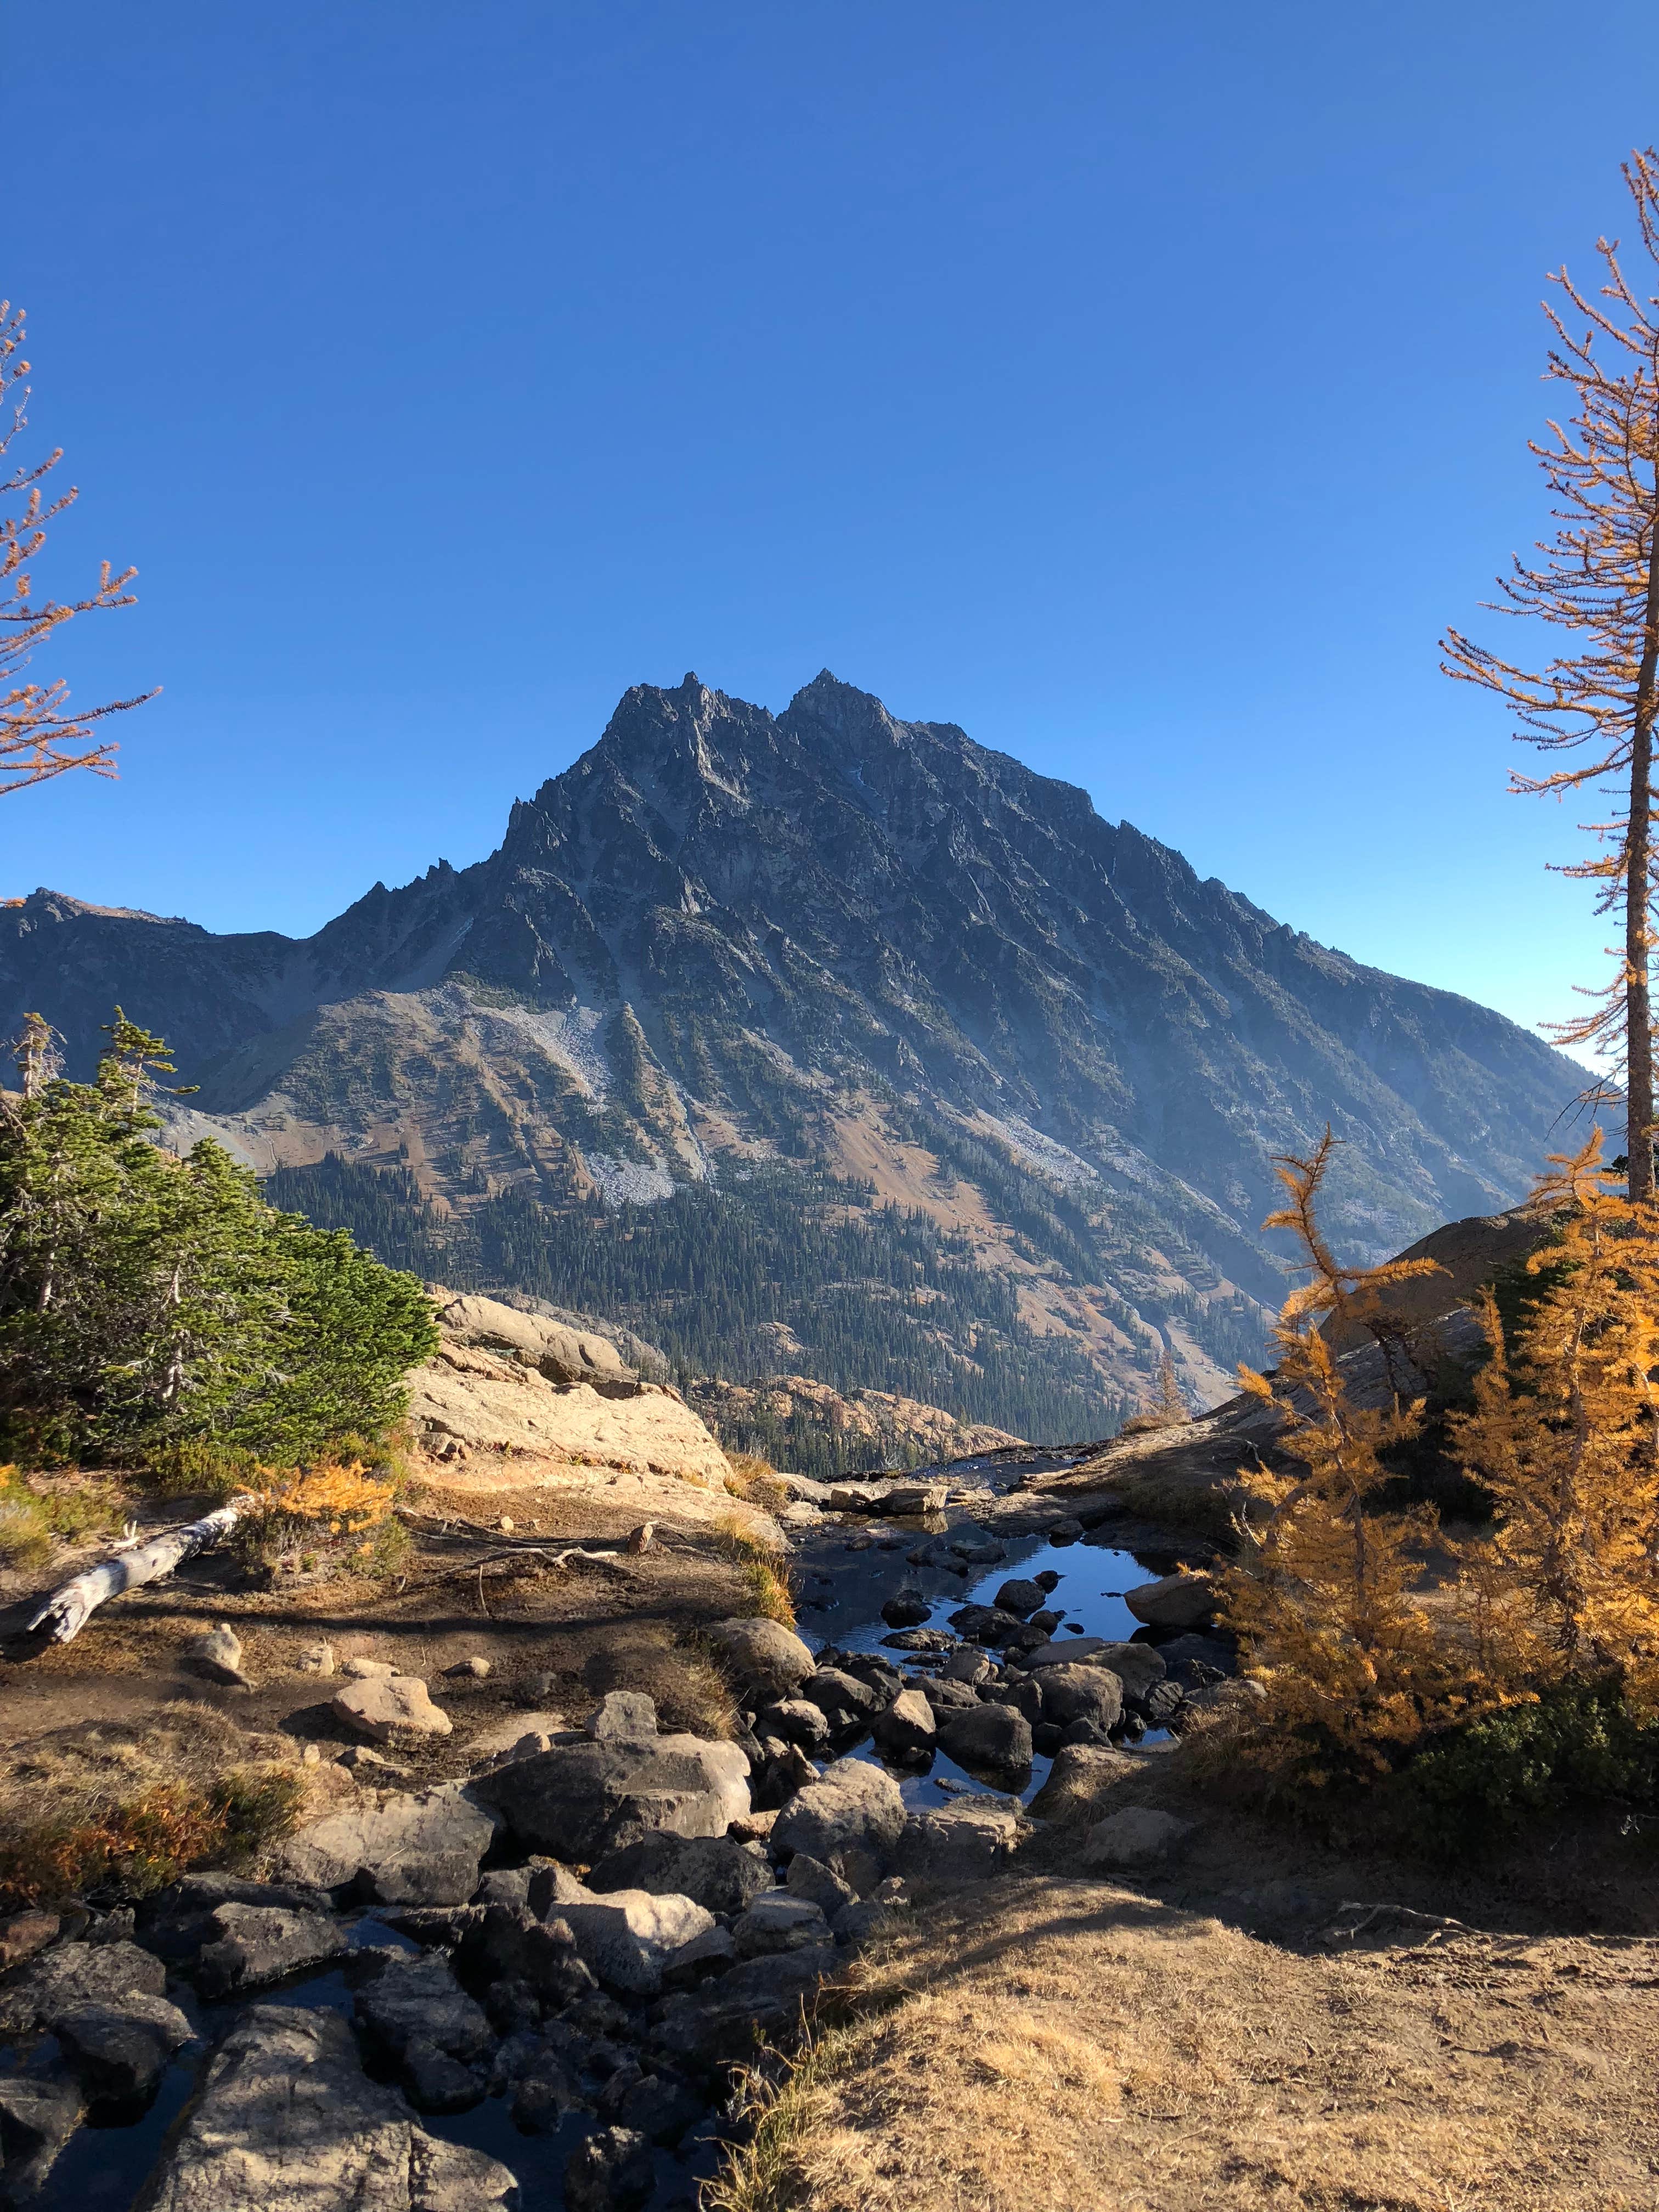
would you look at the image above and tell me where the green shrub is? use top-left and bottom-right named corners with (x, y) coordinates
top-left (1395, 1679), bottom-right (1659, 1855)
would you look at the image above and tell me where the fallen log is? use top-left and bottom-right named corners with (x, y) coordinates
top-left (25, 1499), bottom-right (251, 1646)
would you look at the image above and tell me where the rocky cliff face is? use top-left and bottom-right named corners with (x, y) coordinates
top-left (0, 672), bottom-right (1587, 1432)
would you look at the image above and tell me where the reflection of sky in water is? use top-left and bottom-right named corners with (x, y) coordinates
top-left (814, 1527), bottom-right (1167, 1809)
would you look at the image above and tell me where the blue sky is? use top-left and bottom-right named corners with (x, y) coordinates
top-left (5, 2), bottom-right (1657, 1050)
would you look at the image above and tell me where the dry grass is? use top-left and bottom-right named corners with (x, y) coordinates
top-left (584, 1624), bottom-right (740, 1740)
top-left (0, 1702), bottom-right (305, 1908)
top-left (725, 1453), bottom-right (797, 1511)
top-left (0, 1466), bottom-right (130, 1570)
top-left (712, 1875), bottom-right (1659, 2212)
top-left (711, 1511), bottom-right (798, 1627)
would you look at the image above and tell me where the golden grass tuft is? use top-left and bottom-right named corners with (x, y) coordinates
top-left (0, 1465), bottom-right (130, 1569)
top-left (584, 1626), bottom-right (739, 1740)
top-left (709, 1511), bottom-right (798, 1627)
top-left (725, 1452), bottom-right (795, 1510)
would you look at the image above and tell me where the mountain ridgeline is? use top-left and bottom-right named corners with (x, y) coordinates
top-left (1, 672), bottom-right (1586, 1447)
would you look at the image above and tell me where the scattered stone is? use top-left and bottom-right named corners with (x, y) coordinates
top-left (727, 1807), bottom-right (779, 1845)
top-left (588, 1691), bottom-right (658, 1741)
top-left (785, 1852), bottom-right (857, 1916)
top-left (943, 1647), bottom-right (995, 1687)
top-left (732, 1892), bottom-right (832, 1957)
top-left (896, 1798), bottom-right (1023, 1881)
top-left (880, 1626), bottom-right (957, 1651)
top-left (1082, 1806), bottom-right (1197, 1867)
top-left (137, 2004), bottom-right (516, 2211)
top-left (560, 1889), bottom-right (716, 1996)
top-left (588, 1832), bottom-right (774, 1916)
top-left (871, 1685), bottom-right (936, 1758)
top-left (704, 1616), bottom-right (816, 1692)
top-left (301, 1743), bottom-right (321, 1765)
top-left (472, 1867), bottom-right (534, 1908)
top-left (509, 2041), bottom-right (585, 2131)
top-left (877, 1481), bottom-right (949, 1515)
top-left (279, 1782), bottom-right (499, 1903)
top-left (342, 1654), bottom-right (397, 1679)
top-left (444, 1656), bottom-right (492, 1679)
top-left (335, 1745), bottom-right (414, 1778)
top-left (516, 1671), bottom-right (560, 1705)
top-left (563, 2125), bottom-right (654, 2212)
top-left (296, 1640), bottom-right (336, 1676)
top-left (472, 1734), bottom-right (751, 1860)
top-left (0, 1908), bottom-right (60, 1972)
top-left (1154, 1629), bottom-right (1237, 1681)
top-left (133, 1876), bottom-right (332, 1969)
top-left (625, 1521), bottom-right (654, 1554)
top-left (1028, 1608), bottom-right (1063, 1634)
top-left (332, 1674), bottom-right (453, 1745)
top-left (498, 1516), bottom-right (515, 1533)
top-left (54, 1989), bottom-right (193, 2101)
top-left (993, 1578), bottom-right (1046, 1618)
top-left (0, 2073), bottom-right (86, 2198)
top-left (195, 1904), bottom-right (348, 1999)
top-left (526, 1859), bottom-right (600, 1914)
top-left (1045, 1516), bottom-right (1085, 1542)
top-left (1124, 1571), bottom-right (1217, 1632)
top-left (947, 1602), bottom-right (1025, 1646)
top-left (936, 1703), bottom-right (1033, 1780)
top-left (191, 1622), bottom-right (250, 1686)
top-left (772, 1758), bottom-right (907, 1871)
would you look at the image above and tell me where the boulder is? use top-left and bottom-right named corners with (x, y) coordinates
top-left (759, 1698), bottom-right (832, 1753)
top-left (880, 1627), bottom-right (957, 1651)
top-left (1081, 1806), bottom-right (1197, 1868)
top-left (613, 2067), bottom-right (706, 2147)
top-left (1154, 1630), bottom-right (1237, 1683)
top-left (1028, 1745), bottom-right (1140, 1821)
top-left (559, 1889), bottom-right (716, 1996)
top-left (650, 1950), bottom-right (826, 2071)
top-left (136, 2004), bottom-right (516, 2211)
top-left (279, 1783), bottom-right (499, 1903)
top-left (946, 1602), bottom-right (1026, 1646)
top-left (195, 1904), bottom-right (348, 2000)
top-left (342, 1655), bottom-right (397, 1679)
top-left (992, 1578), bottom-right (1046, 1619)
top-left (661, 1925), bottom-right (738, 1987)
top-left (1035, 1662), bottom-right (1124, 1735)
top-left (563, 2124), bottom-right (654, 2212)
top-left (895, 1799), bottom-right (1023, 1882)
top-left (920, 1677), bottom-right (979, 1713)
top-left (936, 1703), bottom-right (1033, 1780)
top-left (587, 1691), bottom-right (659, 1741)
top-left (876, 1481), bottom-right (949, 1516)
top-left (731, 1893), bottom-right (833, 1958)
top-left (801, 1667), bottom-right (883, 1731)
top-left (54, 1989), bottom-right (193, 2101)
top-left (433, 1292), bottom-right (640, 1395)
top-left (586, 1832), bottom-right (774, 1916)
top-left (0, 2073), bottom-right (85, 2198)
top-left (0, 1938), bottom-right (165, 2036)
top-left (712, 1619), bottom-right (822, 1699)
top-left (871, 1686), bottom-right (936, 1758)
top-left (136, 1876), bottom-right (334, 1968)
top-left (785, 1854), bottom-right (857, 1917)
top-left (879, 1588), bottom-right (932, 1628)
top-left (331, 1675), bottom-right (453, 1745)
top-left (772, 1759), bottom-right (906, 1871)
top-left (354, 1950), bottom-right (494, 2072)
top-left (459, 1906), bottom-right (597, 2007)
top-left (0, 1908), bottom-right (60, 1972)
top-left (470, 1734), bottom-right (750, 1860)
top-left (1123, 1571), bottom-right (1217, 1632)
top-left (943, 1647), bottom-right (996, 1687)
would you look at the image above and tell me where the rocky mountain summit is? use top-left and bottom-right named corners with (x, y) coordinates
top-left (0, 670), bottom-right (1587, 1437)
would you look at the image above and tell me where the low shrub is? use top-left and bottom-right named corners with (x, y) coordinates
top-left (1390, 1679), bottom-right (1659, 1856)
top-left (0, 1465), bottom-right (128, 1568)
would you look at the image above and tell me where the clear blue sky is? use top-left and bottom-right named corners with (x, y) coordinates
top-left (5, 2), bottom-right (1658, 1050)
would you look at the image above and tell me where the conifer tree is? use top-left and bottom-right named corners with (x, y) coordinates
top-left (1452, 1130), bottom-right (1659, 1703)
top-left (1442, 151), bottom-right (1659, 1194)
top-left (1224, 1133), bottom-right (1452, 1774)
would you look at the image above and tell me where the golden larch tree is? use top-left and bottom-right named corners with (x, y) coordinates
top-left (1441, 150), bottom-right (1659, 1195)
top-left (1452, 1128), bottom-right (1659, 1705)
top-left (1223, 1132), bottom-right (1452, 1774)
top-left (1, 302), bottom-right (155, 793)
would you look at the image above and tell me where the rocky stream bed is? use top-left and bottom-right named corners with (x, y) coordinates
top-left (0, 1454), bottom-right (1232, 2211)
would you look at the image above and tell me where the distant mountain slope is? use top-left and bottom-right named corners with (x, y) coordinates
top-left (0, 670), bottom-right (1587, 1432)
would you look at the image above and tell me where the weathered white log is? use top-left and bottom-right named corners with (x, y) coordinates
top-left (26, 1499), bottom-right (252, 1645)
